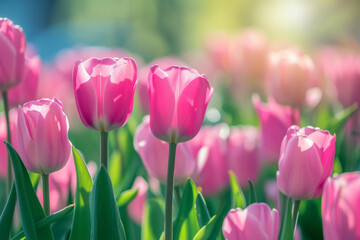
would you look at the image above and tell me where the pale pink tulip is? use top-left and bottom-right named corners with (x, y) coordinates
top-left (127, 176), bottom-right (148, 224)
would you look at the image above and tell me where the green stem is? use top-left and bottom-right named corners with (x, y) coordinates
top-left (100, 131), bottom-right (109, 169)
top-left (42, 174), bottom-right (50, 216)
top-left (164, 142), bottom-right (177, 240)
top-left (279, 196), bottom-right (294, 240)
top-left (2, 91), bottom-right (12, 196)
top-left (292, 200), bottom-right (301, 230)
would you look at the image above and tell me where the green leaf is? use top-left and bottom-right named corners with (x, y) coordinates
top-left (90, 166), bottom-right (126, 240)
top-left (0, 183), bottom-right (16, 239)
top-left (5, 142), bottom-right (54, 240)
top-left (109, 152), bottom-right (122, 190)
top-left (69, 146), bottom-right (93, 240)
top-left (173, 179), bottom-right (200, 240)
top-left (192, 215), bottom-right (220, 240)
top-left (229, 171), bottom-right (246, 209)
top-left (248, 180), bottom-right (257, 204)
top-left (117, 188), bottom-right (138, 207)
top-left (328, 104), bottom-right (358, 134)
top-left (195, 192), bottom-right (211, 228)
top-left (12, 204), bottom-right (74, 240)
top-left (141, 197), bottom-right (164, 240)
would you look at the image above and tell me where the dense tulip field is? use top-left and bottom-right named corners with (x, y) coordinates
top-left (1, 14), bottom-right (360, 240)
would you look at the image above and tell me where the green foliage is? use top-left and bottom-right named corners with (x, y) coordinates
top-left (229, 171), bottom-right (246, 209)
top-left (141, 197), bottom-right (165, 240)
top-left (195, 192), bottom-right (211, 228)
top-left (248, 180), bottom-right (257, 205)
top-left (0, 184), bottom-right (16, 239)
top-left (117, 188), bottom-right (139, 207)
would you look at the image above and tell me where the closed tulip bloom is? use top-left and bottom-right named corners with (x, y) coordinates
top-left (253, 95), bottom-right (300, 163)
top-left (0, 18), bottom-right (26, 90)
top-left (267, 49), bottom-right (315, 107)
top-left (148, 65), bottom-right (213, 143)
top-left (322, 172), bottom-right (360, 240)
top-left (17, 98), bottom-right (71, 175)
top-left (277, 126), bottom-right (336, 199)
top-left (134, 116), bottom-right (196, 185)
top-left (222, 203), bottom-right (279, 240)
top-left (227, 126), bottom-right (260, 187)
top-left (8, 52), bottom-right (41, 108)
top-left (73, 57), bottom-right (137, 132)
top-left (127, 176), bottom-right (148, 224)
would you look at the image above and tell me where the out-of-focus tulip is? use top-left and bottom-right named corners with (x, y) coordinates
top-left (127, 176), bottom-right (148, 224)
top-left (267, 49), bottom-right (315, 107)
top-left (0, 110), bottom-right (17, 178)
top-left (222, 203), bottom-right (279, 240)
top-left (227, 126), bottom-right (260, 187)
top-left (137, 57), bottom-right (184, 114)
top-left (277, 126), bottom-right (336, 200)
top-left (253, 95), bottom-right (300, 163)
top-left (322, 172), bottom-right (360, 240)
top-left (73, 57), bottom-right (137, 132)
top-left (134, 116), bottom-right (196, 185)
top-left (0, 18), bottom-right (26, 90)
top-left (7, 52), bottom-right (41, 108)
top-left (189, 124), bottom-right (229, 196)
top-left (17, 98), bottom-right (71, 175)
top-left (148, 65), bottom-right (213, 143)
top-left (265, 180), bottom-right (280, 210)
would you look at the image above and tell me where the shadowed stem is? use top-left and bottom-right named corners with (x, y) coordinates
top-left (42, 174), bottom-right (50, 216)
top-left (2, 91), bottom-right (12, 196)
top-left (100, 131), bottom-right (109, 169)
top-left (292, 200), bottom-right (301, 230)
top-left (165, 142), bottom-right (177, 240)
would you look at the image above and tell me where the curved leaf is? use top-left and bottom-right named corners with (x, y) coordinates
top-left (192, 215), bottom-right (219, 240)
top-left (0, 183), bottom-right (16, 239)
top-left (248, 180), bottom-right (257, 204)
top-left (117, 188), bottom-right (138, 207)
top-left (229, 171), bottom-right (246, 209)
top-left (195, 192), bottom-right (210, 228)
top-left (141, 198), bottom-right (164, 240)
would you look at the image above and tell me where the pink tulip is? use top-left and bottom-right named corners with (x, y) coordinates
top-left (148, 65), bottom-right (213, 143)
top-left (127, 176), bottom-right (148, 224)
top-left (222, 203), bottom-right (279, 240)
top-left (17, 98), bottom-right (71, 174)
top-left (267, 49), bottom-right (315, 107)
top-left (7, 51), bottom-right (41, 108)
top-left (322, 172), bottom-right (360, 240)
top-left (0, 110), bottom-right (18, 178)
top-left (0, 18), bottom-right (26, 90)
top-left (277, 126), bottom-right (336, 199)
top-left (253, 95), bottom-right (300, 163)
top-left (73, 57), bottom-right (137, 132)
top-left (134, 116), bottom-right (196, 185)
top-left (189, 124), bottom-right (229, 196)
top-left (227, 126), bottom-right (260, 187)
top-left (137, 57), bottom-right (184, 114)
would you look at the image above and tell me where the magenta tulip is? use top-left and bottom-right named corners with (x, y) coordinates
top-left (322, 172), bottom-right (360, 240)
top-left (127, 176), bottom-right (148, 224)
top-left (222, 203), bottom-right (280, 240)
top-left (134, 116), bottom-right (196, 185)
top-left (0, 110), bottom-right (17, 178)
top-left (277, 126), bottom-right (336, 199)
top-left (73, 57), bottom-right (137, 132)
top-left (227, 126), bottom-right (260, 187)
top-left (148, 65), bottom-right (213, 143)
top-left (253, 95), bottom-right (300, 163)
top-left (267, 49), bottom-right (315, 107)
top-left (7, 51), bottom-right (41, 108)
top-left (0, 18), bottom-right (26, 90)
top-left (17, 98), bottom-right (71, 175)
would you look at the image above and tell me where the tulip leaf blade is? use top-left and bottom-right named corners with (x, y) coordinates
top-left (174, 178), bottom-right (200, 240)
top-left (229, 171), bottom-right (246, 209)
top-left (90, 166), bottom-right (126, 240)
top-left (248, 179), bottom-right (257, 204)
top-left (195, 192), bottom-right (211, 228)
top-left (329, 103), bottom-right (358, 134)
top-left (117, 188), bottom-right (138, 207)
top-left (69, 146), bottom-right (93, 240)
top-left (5, 142), bottom-right (54, 240)
top-left (0, 183), bottom-right (16, 239)
top-left (141, 197), bottom-right (165, 240)
top-left (192, 215), bottom-right (219, 240)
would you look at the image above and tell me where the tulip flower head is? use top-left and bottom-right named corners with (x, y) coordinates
top-left (0, 18), bottom-right (26, 90)
top-left (73, 57), bottom-right (137, 132)
top-left (17, 98), bottom-right (71, 175)
top-left (148, 65), bottom-right (213, 143)
top-left (277, 126), bottom-right (336, 200)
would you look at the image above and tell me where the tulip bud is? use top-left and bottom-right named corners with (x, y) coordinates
top-left (17, 98), bottom-right (71, 175)
top-left (127, 176), bottom-right (148, 224)
top-left (73, 57), bottom-right (137, 132)
top-left (276, 126), bottom-right (336, 199)
top-left (222, 203), bottom-right (279, 240)
top-left (148, 65), bottom-right (213, 143)
top-left (134, 116), bottom-right (196, 185)
top-left (322, 172), bottom-right (360, 240)
top-left (267, 49), bottom-right (314, 107)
